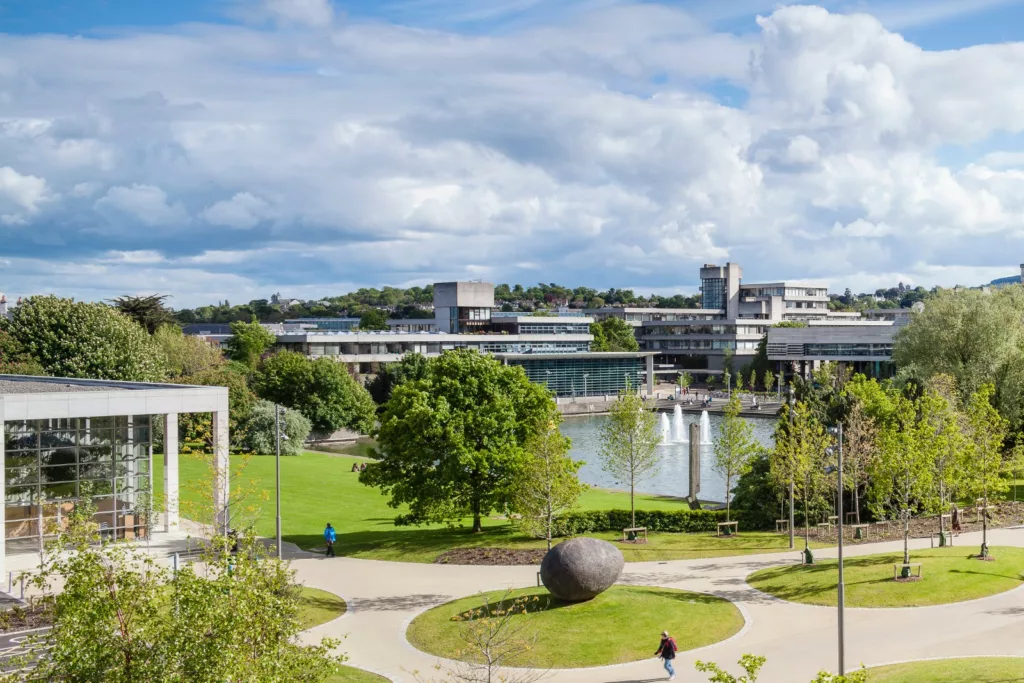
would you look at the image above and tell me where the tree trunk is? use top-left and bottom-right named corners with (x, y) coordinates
top-left (854, 481), bottom-right (860, 525)
top-left (903, 511), bottom-right (910, 566)
top-left (472, 497), bottom-right (482, 533)
top-left (981, 491), bottom-right (989, 558)
top-left (630, 471), bottom-right (636, 529)
top-left (546, 501), bottom-right (553, 552)
top-left (789, 479), bottom-right (795, 549)
top-left (725, 473), bottom-right (732, 523)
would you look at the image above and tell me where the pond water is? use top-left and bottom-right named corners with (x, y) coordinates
top-left (560, 410), bottom-right (778, 504)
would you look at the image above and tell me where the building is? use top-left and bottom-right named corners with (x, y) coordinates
top-left (766, 321), bottom-right (897, 378)
top-left (0, 375), bottom-right (229, 576)
top-left (496, 352), bottom-right (654, 397)
top-left (283, 318), bottom-right (361, 332)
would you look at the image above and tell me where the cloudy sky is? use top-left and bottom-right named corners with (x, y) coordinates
top-left (3, 0), bottom-right (1024, 307)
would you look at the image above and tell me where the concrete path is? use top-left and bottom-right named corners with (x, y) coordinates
top-left (293, 527), bottom-right (1024, 683)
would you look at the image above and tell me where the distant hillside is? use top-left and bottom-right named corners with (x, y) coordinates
top-left (990, 275), bottom-right (1022, 286)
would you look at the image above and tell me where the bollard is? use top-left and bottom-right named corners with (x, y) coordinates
top-left (172, 552), bottom-right (179, 574)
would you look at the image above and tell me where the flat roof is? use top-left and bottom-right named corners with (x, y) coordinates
top-left (494, 351), bottom-right (656, 360)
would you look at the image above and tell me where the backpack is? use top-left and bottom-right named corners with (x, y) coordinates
top-left (662, 638), bottom-right (677, 659)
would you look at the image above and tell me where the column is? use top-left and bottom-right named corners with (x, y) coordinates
top-left (0, 414), bottom-right (5, 579)
top-left (212, 411), bottom-right (230, 534)
top-left (645, 355), bottom-right (655, 396)
top-left (163, 414), bottom-right (179, 532)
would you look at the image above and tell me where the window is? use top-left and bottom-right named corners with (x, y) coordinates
top-left (701, 278), bottom-right (726, 310)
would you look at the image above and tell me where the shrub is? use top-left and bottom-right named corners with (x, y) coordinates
top-left (550, 509), bottom-right (730, 537)
top-left (240, 400), bottom-right (312, 455)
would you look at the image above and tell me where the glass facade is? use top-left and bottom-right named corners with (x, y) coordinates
top-left (508, 356), bottom-right (644, 397)
top-left (803, 343), bottom-right (894, 358)
top-left (5, 416), bottom-right (152, 553)
top-left (516, 323), bottom-right (591, 335)
top-left (701, 278), bottom-right (726, 310)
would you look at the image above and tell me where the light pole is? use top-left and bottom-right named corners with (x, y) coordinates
top-left (275, 404), bottom-right (283, 560)
top-left (826, 423), bottom-right (846, 677)
top-left (583, 373), bottom-right (589, 398)
top-left (787, 382), bottom-right (795, 550)
top-left (777, 371), bottom-right (783, 404)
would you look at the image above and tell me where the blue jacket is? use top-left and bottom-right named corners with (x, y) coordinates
top-left (324, 526), bottom-right (336, 543)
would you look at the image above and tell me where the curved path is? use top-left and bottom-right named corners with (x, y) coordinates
top-left (295, 526), bottom-right (1024, 683)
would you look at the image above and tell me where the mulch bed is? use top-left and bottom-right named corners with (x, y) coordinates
top-left (0, 602), bottom-right (53, 634)
top-left (434, 548), bottom-right (546, 566)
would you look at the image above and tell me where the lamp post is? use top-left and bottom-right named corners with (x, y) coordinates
top-left (788, 382), bottom-right (795, 550)
top-left (275, 404), bottom-right (283, 561)
top-left (826, 423), bottom-right (846, 677)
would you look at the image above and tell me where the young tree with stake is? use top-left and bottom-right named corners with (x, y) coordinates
top-left (841, 400), bottom-right (877, 525)
top-left (599, 389), bottom-right (662, 528)
top-left (963, 384), bottom-right (1008, 559)
top-left (714, 396), bottom-right (761, 524)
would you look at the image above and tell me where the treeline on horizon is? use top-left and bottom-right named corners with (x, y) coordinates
top-left (174, 281), bottom-right (937, 325)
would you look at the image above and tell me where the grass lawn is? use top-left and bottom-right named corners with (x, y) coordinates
top-left (155, 451), bottom-right (815, 563)
top-left (864, 657), bottom-right (1024, 682)
top-left (407, 585), bottom-right (743, 668)
top-left (327, 666), bottom-right (390, 682)
top-left (297, 586), bottom-right (347, 629)
top-left (748, 546), bottom-right (1024, 607)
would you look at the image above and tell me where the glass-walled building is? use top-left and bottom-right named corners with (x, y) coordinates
top-left (0, 376), bottom-right (230, 575)
top-left (496, 352), bottom-right (656, 397)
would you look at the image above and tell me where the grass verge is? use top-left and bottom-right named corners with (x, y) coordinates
top-left (297, 586), bottom-right (347, 629)
top-left (327, 665), bottom-right (390, 682)
top-left (747, 546), bottom-right (1024, 607)
top-left (407, 585), bottom-right (743, 668)
top-left (865, 657), bottom-right (1024, 682)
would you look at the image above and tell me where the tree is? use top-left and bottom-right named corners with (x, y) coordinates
top-left (240, 400), bottom-right (312, 455)
top-left (362, 349), bottom-right (554, 532)
top-left (678, 372), bottom-right (693, 392)
top-left (365, 352), bottom-right (429, 406)
top-left (734, 371), bottom-right (745, 392)
top-left (590, 317), bottom-right (639, 352)
top-left (511, 422), bottom-right (587, 550)
top-left (12, 497), bottom-right (343, 682)
top-left (256, 351), bottom-right (376, 435)
top-left (598, 390), bottom-right (661, 528)
top-left (714, 397), bottom-right (761, 523)
top-left (841, 400), bottom-right (877, 524)
top-left (3, 295), bottom-right (166, 381)
top-left (0, 328), bottom-right (45, 375)
top-left (763, 370), bottom-right (775, 395)
top-left (176, 363), bottom-right (258, 451)
top-left (770, 401), bottom-right (830, 550)
top-left (963, 384), bottom-right (1008, 558)
top-left (223, 318), bottom-right (277, 371)
top-left (695, 654), bottom-right (765, 683)
top-left (358, 309), bottom-right (389, 331)
top-left (112, 294), bottom-right (175, 334)
top-left (153, 324), bottom-right (225, 377)
top-left (917, 380), bottom-right (969, 542)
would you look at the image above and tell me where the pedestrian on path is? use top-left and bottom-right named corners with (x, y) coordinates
top-left (654, 630), bottom-right (677, 680)
top-left (951, 504), bottom-right (962, 536)
top-left (324, 522), bottom-right (337, 557)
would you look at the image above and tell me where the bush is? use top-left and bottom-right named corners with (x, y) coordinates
top-left (240, 400), bottom-right (312, 455)
top-left (550, 509), bottom-right (729, 537)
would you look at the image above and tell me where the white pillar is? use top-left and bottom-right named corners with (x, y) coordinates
top-left (163, 414), bottom-right (179, 532)
top-left (646, 355), bottom-right (655, 395)
top-left (212, 411), bottom-right (230, 534)
top-left (0, 413), bottom-right (6, 579)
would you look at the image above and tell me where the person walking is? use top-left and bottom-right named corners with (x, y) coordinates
top-left (323, 522), bottom-right (337, 557)
top-left (654, 630), bottom-right (677, 680)
top-left (951, 504), bottom-right (962, 536)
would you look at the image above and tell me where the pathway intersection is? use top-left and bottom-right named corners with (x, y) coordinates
top-left (294, 527), bottom-right (1024, 683)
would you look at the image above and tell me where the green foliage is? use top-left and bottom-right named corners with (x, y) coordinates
top-left (713, 397), bottom-right (761, 521)
top-left (773, 321), bottom-right (808, 328)
top-left (769, 401), bottom-right (831, 540)
top-left (358, 309), bottom-right (389, 330)
top-left (365, 352), bottom-right (429, 406)
top-left (599, 391), bottom-right (662, 527)
top-left (678, 372), bottom-right (693, 389)
top-left (551, 508), bottom-right (729, 536)
top-left (589, 317), bottom-right (639, 352)
top-left (224, 318), bottom-right (277, 371)
top-left (511, 421), bottom-right (587, 549)
top-left (0, 328), bottom-right (45, 375)
top-left (175, 363), bottom-right (258, 451)
top-left (240, 400), bottom-right (313, 455)
top-left (763, 370), bottom-right (775, 394)
top-left (3, 295), bottom-right (165, 381)
top-left (154, 324), bottom-right (225, 378)
top-left (695, 654), bottom-right (766, 682)
top-left (112, 293), bottom-right (175, 334)
top-left (256, 351), bottom-right (376, 434)
top-left (362, 349), bottom-right (556, 531)
top-left (12, 497), bottom-right (343, 682)
top-left (730, 451), bottom-right (777, 531)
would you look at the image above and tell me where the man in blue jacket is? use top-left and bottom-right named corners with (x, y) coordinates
top-left (324, 523), bottom-right (337, 557)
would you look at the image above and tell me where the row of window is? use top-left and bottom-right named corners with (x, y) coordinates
top-left (647, 340), bottom-right (759, 351)
top-left (516, 324), bottom-right (591, 335)
top-left (642, 324), bottom-right (768, 336)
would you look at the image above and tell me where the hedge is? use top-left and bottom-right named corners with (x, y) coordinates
top-left (552, 509), bottom-right (732, 537)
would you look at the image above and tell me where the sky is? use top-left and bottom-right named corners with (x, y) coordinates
top-left (3, 0), bottom-right (1024, 307)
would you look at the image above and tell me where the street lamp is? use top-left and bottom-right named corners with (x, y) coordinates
top-left (826, 423), bottom-right (846, 677)
top-left (275, 404), bottom-right (289, 561)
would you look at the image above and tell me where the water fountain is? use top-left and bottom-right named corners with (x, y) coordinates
top-left (659, 413), bottom-right (671, 444)
top-left (671, 404), bottom-right (686, 443)
top-left (699, 410), bottom-right (712, 445)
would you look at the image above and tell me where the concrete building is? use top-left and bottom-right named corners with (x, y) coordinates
top-left (766, 321), bottom-right (897, 378)
top-left (0, 375), bottom-right (229, 576)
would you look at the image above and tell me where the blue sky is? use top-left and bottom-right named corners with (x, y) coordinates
top-left (3, 0), bottom-right (1024, 306)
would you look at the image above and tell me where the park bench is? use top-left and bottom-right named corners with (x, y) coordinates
top-left (828, 515), bottom-right (838, 526)
top-left (716, 521), bottom-right (739, 537)
top-left (845, 512), bottom-right (858, 524)
top-left (815, 522), bottom-right (832, 537)
top-left (929, 532), bottom-right (953, 548)
top-left (893, 562), bottom-right (922, 581)
top-left (622, 527), bottom-right (648, 543)
top-left (850, 524), bottom-right (870, 540)
top-left (775, 519), bottom-right (789, 533)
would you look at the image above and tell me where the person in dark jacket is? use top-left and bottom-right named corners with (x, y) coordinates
top-left (655, 630), bottom-right (677, 680)
top-left (324, 523), bottom-right (337, 557)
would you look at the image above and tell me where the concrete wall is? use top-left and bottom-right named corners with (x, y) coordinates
top-left (433, 282), bottom-right (495, 308)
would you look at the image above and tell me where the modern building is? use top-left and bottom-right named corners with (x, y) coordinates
top-left (0, 375), bottom-right (229, 576)
top-left (495, 352), bottom-right (655, 397)
top-left (766, 321), bottom-right (897, 378)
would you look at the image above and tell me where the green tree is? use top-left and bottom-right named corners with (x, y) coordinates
top-left (240, 400), bottom-right (312, 456)
top-left (365, 352), bottom-right (429, 406)
top-left (0, 328), bottom-right (45, 375)
top-left (695, 654), bottom-right (765, 682)
top-left (734, 371), bottom-right (745, 392)
top-left (841, 400), bottom-right (877, 524)
top-left (223, 318), bottom-right (277, 371)
top-left (917, 379), bottom-right (969, 542)
top-left (511, 421), bottom-right (587, 550)
top-left (153, 324), bottom-right (225, 378)
top-left (176, 363), bottom-right (258, 451)
top-left (589, 317), bottom-right (639, 352)
top-left (678, 372), bottom-right (693, 392)
top-left (361, 349), bottom-right (554, 532)
top-left (598, 390), bottom-right (661, 527)
top-left (358, 309), bottom-right (389, 330)
top-left (714, 397), bottom-right (761, 523)
top-left (112, 294), bottom-right (175, 334)
top-left (256, 351), bottom-right (376, 435)
top-left (963, 384), bottom-right (1008, 558)
top-left (770, 401), bottom-right (830, 550)
top-left (763, 370), bottom-right (775, 395)
top-left (2, 295), bottom-right (165, 381)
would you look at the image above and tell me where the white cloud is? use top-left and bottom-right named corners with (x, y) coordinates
top-left (94, 184), bottom-right (189, 227)
top-left (260, 0), bottom-right (334, 27)
top-left (202, 192), bottom-right (274, 229)
top-left (0, 166), bottom-right (52, 224)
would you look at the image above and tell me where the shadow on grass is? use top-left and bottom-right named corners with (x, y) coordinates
top-left (299, 593), bottom-right (347, 613)
top-left (350, 594), bottom-right (452, 612)
top-left (285, 524), bottom-right (529, 560)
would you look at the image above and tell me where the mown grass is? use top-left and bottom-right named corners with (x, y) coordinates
top-left (864, 657), bottom-right (1024, 682)
top-left (748, 546), bottom-right (1024, 607)
top-left (407, 585), bottom-right (743, 668)
top-left (297, 586), bottom-right (347, 630)
top-left (327, 666), bottom-right (390, 682)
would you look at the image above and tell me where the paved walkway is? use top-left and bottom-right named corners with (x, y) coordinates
top-left (293, 527), bottom-right (1024, 683)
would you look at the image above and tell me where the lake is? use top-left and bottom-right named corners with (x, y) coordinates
top-left (560, 411), bottom-right (778, 503)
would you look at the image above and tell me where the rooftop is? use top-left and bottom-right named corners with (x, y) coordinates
top-left (0, 378), bottom-right (111, 394)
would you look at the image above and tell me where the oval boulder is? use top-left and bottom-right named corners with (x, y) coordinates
top-left (540, 537), bottom-right (624, 602)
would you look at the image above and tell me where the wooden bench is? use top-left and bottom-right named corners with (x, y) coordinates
top-left (850, 524), bottom-right (870, 540)
top-left (716, 521), bottom-right (739, 537)
top-left (622, 527), bottom-right (648, 543)
top-left (815, 522), bottom-right (832, 537)
top-left (893, 563), bottom-right (922, 580)
top-left (775, 519), bottom-right (790, 533)
top-left (845, 512), bottom-right (858, 524)
top-left (975, 505), bottom-right (996, 522)
top-left (828, 515), bottom-right (839, 526)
